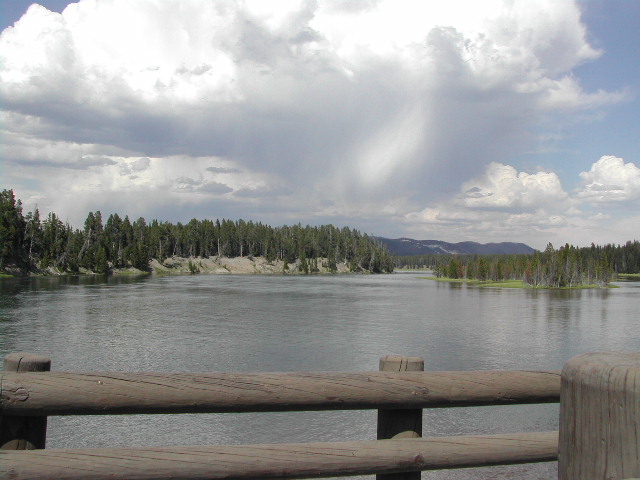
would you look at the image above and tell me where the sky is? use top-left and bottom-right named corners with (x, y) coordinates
top-left (1, 0), bottom-right (639, 250)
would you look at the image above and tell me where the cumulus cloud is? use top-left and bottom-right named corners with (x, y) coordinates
top-left (0, 0), bottom-right (627, 246)
top-left (457, 162), bottom-right (568, 210)
top-left (402, 162), bottom-right (571, 244)
top-left (395, 154), bottom-right (640, 249)
top-left (577, 155), bottom-right (640, 202)
top-left (399, 160), bottom-right (640, 248)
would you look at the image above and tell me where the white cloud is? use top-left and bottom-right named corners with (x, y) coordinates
top-left (577, 155), bottom-right (640, 202)
top-left (401, 159), bottom-right (640, 249)
top-left (457, 162), bottom-right (568, 210)
top-left (0, 0), bottom-right (628, 247)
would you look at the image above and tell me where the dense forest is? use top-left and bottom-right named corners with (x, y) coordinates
top-left (0, 189), bottom-right (395, 274)
top-left (4, 188), bottom-right (638, 285)
top-left (397, 241), bottom-right (640, 287)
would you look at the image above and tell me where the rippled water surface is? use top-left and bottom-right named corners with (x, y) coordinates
top-left (2, 272), bottom-right (638, 478)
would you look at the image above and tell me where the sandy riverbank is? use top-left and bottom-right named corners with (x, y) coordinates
top-left (2, 256), bottom-right (353, 276)
top-left (146, 256), bottom-right (351, 275)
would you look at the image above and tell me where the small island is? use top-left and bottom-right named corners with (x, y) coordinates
top-left (423, 276), bottom-right (610, 289)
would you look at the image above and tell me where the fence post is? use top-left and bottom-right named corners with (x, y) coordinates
top-left (558, 352), bottom-right (640, 480)
top-left (0, 352), bottom-right (51, 450)
top-left (377, 355), bottom-right (424, 480)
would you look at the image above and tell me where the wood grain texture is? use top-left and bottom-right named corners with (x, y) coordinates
top-left (0, 354), bottom-right (50, 450)
top-left (0, 370), bottom-right (560, 416)
top-left (559, 352), bottom-right (640, 480)
top-left (378, 356), bottom-right (424, 439)
top-left (377, 356), bottom-right (424, 480)
top-left (0, 431), bottom-right (558, 480)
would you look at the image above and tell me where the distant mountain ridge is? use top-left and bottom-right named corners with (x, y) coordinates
top-left (375, 237), bottom-right (537, 256)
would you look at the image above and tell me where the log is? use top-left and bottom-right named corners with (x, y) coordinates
top-left (377, 356), bottom-right (424, 480)
top-left (0, 431), bottom-right (559, 480)
top-left (0, 353), bottom-right (51, 450)
top-left (0, 370), bottom-right (561, 416)
top-left (559, 352), bottom-right (640, 480)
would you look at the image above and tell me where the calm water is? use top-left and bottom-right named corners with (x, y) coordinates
top-left (1, 272), bottom-right (639, 479)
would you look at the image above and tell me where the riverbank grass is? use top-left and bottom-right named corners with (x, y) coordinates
top-left (618, 273), bottom-right (640, 280)
top-left (422, 277), bottom-right (525, 288)
top-left (421, 277), bottom-right (610, 289)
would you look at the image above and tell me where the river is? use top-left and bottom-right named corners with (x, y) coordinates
top-left (1, 272), bottom-right (638, 479)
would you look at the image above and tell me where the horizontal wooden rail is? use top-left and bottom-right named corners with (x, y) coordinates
top-left (0, 431), bottom-right (558, 480)
top-left (0, 370), bottom-right (560, 416)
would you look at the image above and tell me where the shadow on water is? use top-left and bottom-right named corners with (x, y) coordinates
top-left (1, 273), bottom-right (150, 292)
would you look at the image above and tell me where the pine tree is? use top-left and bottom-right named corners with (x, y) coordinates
top-left (0, 189), bottom-right (27, 269)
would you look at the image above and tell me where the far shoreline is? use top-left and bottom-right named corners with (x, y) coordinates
top-left (1, 255), bottom-right (362, 277)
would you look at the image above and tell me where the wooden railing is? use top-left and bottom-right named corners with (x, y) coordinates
top-left (0, 352), bottom-right (638, 479)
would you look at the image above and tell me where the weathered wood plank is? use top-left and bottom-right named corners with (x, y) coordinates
top-left (559, 352), bottom-right (640, 480)
top-left (377, 356), bottom-right (424, 480)
top-left (0, 431), bottom-right (558, 480)
top-left (0, 370), bottom-right (561, 416)
top-left (0, 353), bottom-right (50, 450)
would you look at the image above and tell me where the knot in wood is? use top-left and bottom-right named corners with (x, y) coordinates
top-left (14, 387), bottom-right (29, 401)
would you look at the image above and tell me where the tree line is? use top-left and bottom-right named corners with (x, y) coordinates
top-left (0, 189), bottom-right (395, 274)
top-left (397, 241), bottom-right (640, 287)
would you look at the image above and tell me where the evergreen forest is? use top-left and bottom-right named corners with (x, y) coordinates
top-left (0, 189), bottom-right (395, 275)
top-left (3, 188), bottom-right (639, 286)
top-left (397, 241), bottom-right (640, 287)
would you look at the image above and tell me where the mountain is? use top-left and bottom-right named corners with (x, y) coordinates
top-left (375, 237), bottom-right (537, 256)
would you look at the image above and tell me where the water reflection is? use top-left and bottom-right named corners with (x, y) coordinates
top-left (2, 273), bottom-right (639, 479)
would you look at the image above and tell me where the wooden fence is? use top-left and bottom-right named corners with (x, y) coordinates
top-left (0, 352), bottom-right (638, 479)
